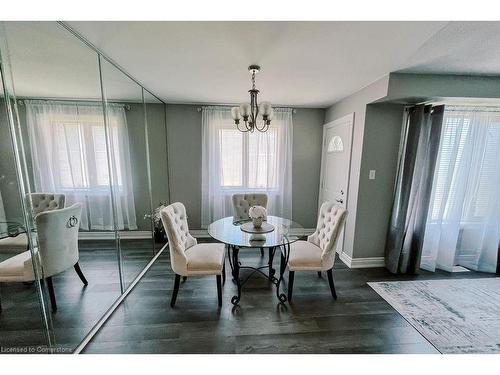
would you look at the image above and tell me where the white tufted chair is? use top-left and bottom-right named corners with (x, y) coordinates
top-left (282, 201), bottom-right (347, 302)
top-left (0, 204), bottom-right (87, 313)
top-left (161, 202), bottom-right (226, 307)
top-left (232, 193), bottom-right (268, 258)
top-left (29, 193), bottom-right (66, 216)
top-left (0, 193), bottom-right (66, 258)
top-left (232, 193), bottom-right (268, 222)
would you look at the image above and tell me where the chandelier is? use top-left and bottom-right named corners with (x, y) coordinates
top-left (231, 65), bottom-right (273, 133)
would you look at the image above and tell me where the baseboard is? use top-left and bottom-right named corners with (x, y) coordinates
top-left (78, 230), bottom-right (152, 240)
top-left (339, 252), bottom-right (385, 268)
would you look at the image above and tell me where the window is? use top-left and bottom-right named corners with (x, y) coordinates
top-left (201, 107), bottom-right (293, 226)
top-left (429, 109), bottom-right (500, 222)
top-left (26, 100), bottom-right (137, 230)
top-left (218, 125), bottom-right (279, 189)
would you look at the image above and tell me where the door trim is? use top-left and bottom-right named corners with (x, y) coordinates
top-left (319, 112), bottom-right (354, 256)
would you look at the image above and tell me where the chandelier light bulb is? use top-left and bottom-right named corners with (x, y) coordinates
top-left (259, 102), bottom-right (272, 116)
top-left (239, 103), bottom-right (251, 117)
top-left (231, 107), bottom-right (241, 120)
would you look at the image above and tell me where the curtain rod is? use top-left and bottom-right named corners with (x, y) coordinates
top-left (17, 98), bottom-right (131, 111)
top-left (196, 106), bottom-right (298, 113)
top-left (444, 105), bottom-right (500, 113)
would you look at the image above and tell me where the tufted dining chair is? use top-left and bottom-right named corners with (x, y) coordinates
top-left (0, 204), bottom-right (87, 313)
top-left (232, 193), bottom-right (268, 257)
top-left (0, 193), bottom-right (66, 258)
top-left (161, 202), bottom-right (226, 307)
top-left (29, 193), bottom-right (66, 216)
top-left (282, 201), bottom-right (347, 302)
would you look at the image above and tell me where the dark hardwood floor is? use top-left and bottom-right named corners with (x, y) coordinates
top-left (82, 246), bottom-right (493, 354)
top-left (0, 238), bottom-right (159, 352)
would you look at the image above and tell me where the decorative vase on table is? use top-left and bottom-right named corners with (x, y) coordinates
top-left (249, 205), bottom-right (266, 229)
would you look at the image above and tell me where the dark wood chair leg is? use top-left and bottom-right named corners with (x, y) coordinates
top-left (170, 274), bottom-right (181, 307)
top-left (260, 247), bottom-right (264, 256)
top-left (317, 271), bottom-right (322, 278)
top-left (216, 275), bottom-right (222, 307)
top-left (182, 276), bottom-right (187, 282)
top-left (46, 277), bottom-right (57, 313)
top-left (287, 271), bottom-right (295, 302)
top-left (222, 261), bottom-right (226, 285)
top-left (326, 269), bottom-right (337, 300)
top-left (74, 263), bottom-right (88, 286)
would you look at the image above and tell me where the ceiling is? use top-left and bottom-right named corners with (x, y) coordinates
top-left (68, 21), bottom-right (453, 107)
top-left (5, 21), bottom-right (500, 107)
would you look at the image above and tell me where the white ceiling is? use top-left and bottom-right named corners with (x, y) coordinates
top-left (5, 21), bottom-right (500, 107)
top-left (67, 21), bottom-right (451, 107)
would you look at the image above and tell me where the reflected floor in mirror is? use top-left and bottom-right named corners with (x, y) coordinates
top-left (0, 238), bottom-right (159, 352)
top-left (82, 242), bottom-right (492, 354)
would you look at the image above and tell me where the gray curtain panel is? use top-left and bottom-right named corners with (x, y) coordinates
top-left (385, 104), bottom-right (444, 274)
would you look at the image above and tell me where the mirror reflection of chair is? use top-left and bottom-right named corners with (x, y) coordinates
top-left (0, 193), bottom-right (66, 258)
top-left (0, 203), bottom-right (88, 313)
top-left (161, 202), bottom-right (225, 307)
top-left (232, 193), bottom-right (268, 257)
top-left (282, 201), bottom-right (347, 302)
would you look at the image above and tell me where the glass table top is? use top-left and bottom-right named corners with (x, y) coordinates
top-left (207, 215), bottom-right (309, 248)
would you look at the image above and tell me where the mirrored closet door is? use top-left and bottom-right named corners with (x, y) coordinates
top-left (0, 21), bottom-right (168, 352)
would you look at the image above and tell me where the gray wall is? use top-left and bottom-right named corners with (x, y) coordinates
top-left (324, 76), bottom-right (390, 258)
top-left (0, 99), bottom-right (23, 224)
top-left (166, 104), bottom-right (325, 229)
top-left (353, 103), bottom-right (404, 258)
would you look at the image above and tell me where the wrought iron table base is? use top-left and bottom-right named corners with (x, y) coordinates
top-left (227, 243), bottom-right (291, 305)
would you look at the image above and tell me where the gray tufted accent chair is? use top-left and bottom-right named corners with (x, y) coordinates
top-left (283, 201), bottom-right (347, 302)
top-left (231, 193), bottom-right (268, 223)
top-left (161, 202), bottom-right (226, 307)
top-left (29, 193), bottom-right (66, 216)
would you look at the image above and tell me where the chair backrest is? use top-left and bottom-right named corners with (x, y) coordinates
top-left (29, 193), bottom-right (65, 216)
top-left (308, 201), bottom-right (347, 269)
top-left (36, 203), bottom-right (81, 278)
top-left (232, 193), bottom-right (268, 222)
top-left (160, 202), bottom-right (197, 275)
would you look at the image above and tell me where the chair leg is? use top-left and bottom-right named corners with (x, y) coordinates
top-left (317, 271), bottom-right (322, 278)
top-left (260, 247), bottom-right (264, 257)
top-left (182, 276), bottom-right (187, 282)
top-left (46, 277), bottom-right (57, 313)
top-left (222, 261), bottom-right (226, 285)
top-left (287, 271), bottom-right (295, 302)
top-left (170, 274), bottom-right (181, 307)
top-left (326, 268), bottom-right (337, 300)
top-left (74, 263), bottom-right (88, 286)
top-left (216, 275), bottom-right (222, 307)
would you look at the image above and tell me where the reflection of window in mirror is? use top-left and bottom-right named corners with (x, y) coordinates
top-left (327, 135), bottom-right (344, 152)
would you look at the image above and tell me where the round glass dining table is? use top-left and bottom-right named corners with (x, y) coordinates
top-left (208, 215), bottom-right (305, 305)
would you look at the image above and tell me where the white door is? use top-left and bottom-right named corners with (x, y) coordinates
top-left (319, 113), bottom-right (354, 253)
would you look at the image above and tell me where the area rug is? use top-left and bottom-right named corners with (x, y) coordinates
top-left (368, 278), bottom-right (500, 354)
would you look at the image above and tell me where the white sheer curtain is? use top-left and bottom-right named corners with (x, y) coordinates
top-left (201, 106), bottom-right (293, 228)
top-left (421, 107), bottom-right (500, 273)
top-left (26, 100), bottom-right (137, 231)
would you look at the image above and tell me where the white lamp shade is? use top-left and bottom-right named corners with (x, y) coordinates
top-left (231, 107), bottom-right (241, 120)
top-left (259, 102), bottom-right (272, 116)
top-left (267, 107), bottom-right (274, 120)
top-left (239, 103), bottom-right (251, 117)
